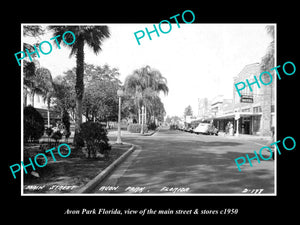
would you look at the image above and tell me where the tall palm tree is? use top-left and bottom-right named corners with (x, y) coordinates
top-left (48, 26), bottom-right (110, 144)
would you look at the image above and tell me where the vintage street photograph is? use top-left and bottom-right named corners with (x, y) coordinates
top-left (21, 23), bottom-right (276, 195)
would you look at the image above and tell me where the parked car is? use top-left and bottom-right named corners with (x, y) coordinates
top-left (194, 123), bottom-right (218, 135)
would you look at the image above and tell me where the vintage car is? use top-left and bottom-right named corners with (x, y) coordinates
top-left (193, 123), bottom-right (218, 135)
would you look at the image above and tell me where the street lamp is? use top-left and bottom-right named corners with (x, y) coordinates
top-left (116, 89), bottom-right (124, 144)
top-left (141, 105), bottom-right (145, 134)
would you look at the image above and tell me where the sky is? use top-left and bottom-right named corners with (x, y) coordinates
top-left (22, 23), bottom-right (274, 117)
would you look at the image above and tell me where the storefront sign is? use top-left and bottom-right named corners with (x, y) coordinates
top-left (240, 95), bottom-right (253, 103)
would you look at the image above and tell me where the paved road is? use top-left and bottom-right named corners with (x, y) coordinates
top-left (92, 128), bottom-right (275, 194)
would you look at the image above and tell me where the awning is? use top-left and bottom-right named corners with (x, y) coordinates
top-left (213, 112), bottom-right (262, 120)
top-left (35, 108), bottom-right (61, 120)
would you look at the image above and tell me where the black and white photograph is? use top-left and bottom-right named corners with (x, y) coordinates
top-left (19, 23), bottom-right (276, 195)
top-left (5, 4), bottom-right (298, 220)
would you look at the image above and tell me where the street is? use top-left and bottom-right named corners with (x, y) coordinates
top-left (91, 127), bottom-right (275, 194)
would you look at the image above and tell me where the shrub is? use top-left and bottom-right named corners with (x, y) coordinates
top-left (24, 105), bottom-right (45, 142)
top-left (78, 121), bottom-right (111, 158)
top-left (45, 127), bottom-right (53, 137)
top-left (169, 124), bottom-right (178, 130)
top-left (147, 122), bottom-right (157, 131)
top-left (62, 110), bottom-right (71, 135)
top-left (127, 123), bottom-right (148, 133)
top-left (51, 130), bottom-right (63, 144)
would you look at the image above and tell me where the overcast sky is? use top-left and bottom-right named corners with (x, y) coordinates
top-left (22, 23), bottom-right (274, 117)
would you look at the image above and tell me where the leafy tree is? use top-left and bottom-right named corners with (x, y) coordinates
top-left (53, 63), bottom-right (122, 126)
top-left (24, 105), bottom-right (44, 142)
top-left (165, 115), bottom-right (182, 125)
top-left (52, 72), bottom-right (76, 121)
top-left (23, 25), bottom-right (45, 37)
top-left (184, 105), bottom-right (193, 117)
top-left (82, 64), bottom-right (121, 123)
top-left (48, 26), bottom-right (110, 146)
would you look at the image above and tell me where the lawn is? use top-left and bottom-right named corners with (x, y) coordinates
top-left (23, 143), bottom-right (131, 194)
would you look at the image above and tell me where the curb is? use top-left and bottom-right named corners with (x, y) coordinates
top-left (75, 144), bottom-right (135, 193)
top-left (142, 127), bottom-right (160, 136)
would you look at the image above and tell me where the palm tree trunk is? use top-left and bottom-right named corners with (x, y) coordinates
top-left (24, 88), bottom-right (28, 107)
top-left (138, 107), bottom-right (141, 124)
top-left (47, 103), bottom-right (50, 128)
top-left (74, 40), bottom-right (85, 146)
top-left (145, 105), bottom-right (147, 125)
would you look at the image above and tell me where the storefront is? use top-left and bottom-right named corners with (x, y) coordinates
top-left (213, 112), bottom-right (262, 135)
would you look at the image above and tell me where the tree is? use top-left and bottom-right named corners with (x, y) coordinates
top-left (184, 105), bottom-right (193, 117)
top-left (48, 26), bottom-right (110, 145)
top-left (37, 68), bottom-right (54, 127)
top-left (23, 25), bottom-right (45, 37)
top-left (166, 115), bottom-right (182, 125)
top-left (124, 65), bottom-right (168, 126)
top-left (52, 69), bottom-right (77, 121)
top-left (82, 64), bottom-right (121, 123)
top-left (260, 25), bottom-right (275, 136)
top-left (24, 105), bottom-right (45, 143)
top-left (53, 63), bottom-right (122, 126)
top-left (261, 25), bottom-right (275, 71)
top-left (24, 66), bottom-right (53, 109)
top-left (62, 109), bottom-right (71, 142)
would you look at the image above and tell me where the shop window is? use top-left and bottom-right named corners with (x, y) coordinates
top-left (242, 108), bottom-right (250, 112)
top-left (253, 106), bottom-right (262, 113)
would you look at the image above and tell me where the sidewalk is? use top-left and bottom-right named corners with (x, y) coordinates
top-left (217, 131), bottom-right (272, 147)
top-left (218, 131), bottom-right (272, 140)
top-left (107, 129), bottom-right (159, 138)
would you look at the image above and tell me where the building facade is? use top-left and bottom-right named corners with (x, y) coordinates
top-left (198, 63), bottom-right (275, 136)
top-left (232, 62), bottom-right (275, 136)
top-left (24, 89), bottom-right (61, 126)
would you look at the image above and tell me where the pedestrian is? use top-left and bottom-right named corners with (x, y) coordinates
top-left (229, 122), bottom-right (234, 136)
top-left (225, 122), bottom-right (229, 135)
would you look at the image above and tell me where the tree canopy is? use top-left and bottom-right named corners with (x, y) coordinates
top-left (184, 105), bottom-right (193, 117)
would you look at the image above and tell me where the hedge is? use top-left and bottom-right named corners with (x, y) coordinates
top-left (127, 124), bottom-right (148, 133)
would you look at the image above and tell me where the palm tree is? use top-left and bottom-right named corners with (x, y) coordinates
top-left (261, 25), bottom-right (274, 71)
top-left (124, 65), bottom-right (168, 130)
top-left (48, 26), bottom-right (110, 144)
top-left (24, 66), bottom-right (52, 108)
top-left (260, 25), bottom-right (275, 136)
top-left (35, 68), bottom-right (54, 127)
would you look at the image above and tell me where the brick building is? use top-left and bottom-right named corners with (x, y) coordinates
top-left (233, 62), bottom-right (275, 136)
top-left (203, 62), bottom-right (275, 136)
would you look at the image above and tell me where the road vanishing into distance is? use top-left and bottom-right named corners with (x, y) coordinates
top-left (91, 127), bottom-right (274, 194)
